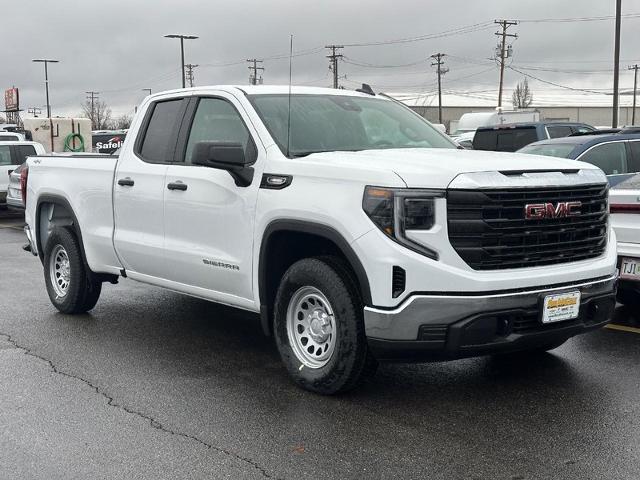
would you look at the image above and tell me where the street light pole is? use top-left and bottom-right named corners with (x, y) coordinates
top-left (612, 0), bottom-right (622, 128)
top-left (32, 58), bottom-right (59, 118)
top-left (164, 34), bottom-right (198, 88)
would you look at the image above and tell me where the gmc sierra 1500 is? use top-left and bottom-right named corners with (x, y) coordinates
top-left (23, 86), bottom-right (618, 394)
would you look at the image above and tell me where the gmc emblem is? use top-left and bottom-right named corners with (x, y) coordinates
top-left (524, 201), bottom-right (582, 219)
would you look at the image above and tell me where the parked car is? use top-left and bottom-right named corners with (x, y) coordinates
top-left (92, 130), bottom-right (127, 154)
top-left (450, 110), bottom-right (540, 138)
top-left (0, 131), bottom-right (26, 142)
top-left (23, 86), bottom-right (617, 394)
top-left (473, 122), bottom-right (596, 152)
top-left (518, 133), bottom-right (640, 187)
top-left (610, 175), bottom-right (640, 306)
top-left (1, 141), bottom-right (45, 208)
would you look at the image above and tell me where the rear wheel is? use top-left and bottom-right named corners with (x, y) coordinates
top-left (274, 257), bottom-right (376, 395)
top-left (43, 227), bottom-right (102, 314)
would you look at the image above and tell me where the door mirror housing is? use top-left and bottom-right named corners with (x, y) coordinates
top-left (191, 142), bottom-right (254, 187)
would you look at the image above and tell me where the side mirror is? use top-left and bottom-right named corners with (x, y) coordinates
top-left (192, 141), bottom-right (254, 187)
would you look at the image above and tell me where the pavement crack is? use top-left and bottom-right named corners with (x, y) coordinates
top-left (0, 332), bottom-right (280, 480)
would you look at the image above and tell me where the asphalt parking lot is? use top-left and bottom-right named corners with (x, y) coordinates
top-left (1, 211), bottom-right (639, 480)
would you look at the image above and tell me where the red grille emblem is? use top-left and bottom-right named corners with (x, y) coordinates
top-left (524, 201), bottom-right (582, 220)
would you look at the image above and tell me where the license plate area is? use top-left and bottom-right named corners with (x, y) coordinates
top-left (541, 291), bottom-right (581, 324)
top-left (620, 257), bottom-right (640, 281)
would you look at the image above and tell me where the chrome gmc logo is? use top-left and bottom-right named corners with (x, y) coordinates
top-left (524, 201), bottom-right (582, 219)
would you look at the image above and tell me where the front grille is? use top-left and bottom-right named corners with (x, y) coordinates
top-left (447, 184), bottom-right (608, 270)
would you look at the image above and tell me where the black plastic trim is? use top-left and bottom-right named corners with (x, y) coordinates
top-left (258, 219), bottom-right (372, 335)
top-left (35, 195), bottom-right (87, 266)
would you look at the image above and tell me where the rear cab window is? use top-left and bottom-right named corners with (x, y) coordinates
top-left (474, 126), bottom-right (539, 152)
top-left (546, 125), bottom-right (573, 139)
top-left (136, 98), bottom-right (187, 163)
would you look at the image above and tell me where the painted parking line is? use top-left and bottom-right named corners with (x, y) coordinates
top-left (605, 323), bottom-right (640, 334)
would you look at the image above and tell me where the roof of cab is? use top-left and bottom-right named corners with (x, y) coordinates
top-left (145, 85), bottom-right (381, 100)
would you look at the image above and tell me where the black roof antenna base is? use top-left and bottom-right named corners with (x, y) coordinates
top-left (356, 83), bottom-right (375, 96)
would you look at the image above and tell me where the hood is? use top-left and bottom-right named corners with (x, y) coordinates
top-left (302, 148), bottom-right (600, 188)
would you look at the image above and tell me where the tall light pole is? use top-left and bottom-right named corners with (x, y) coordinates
top-left (141, 88), bottom-right (152, 96)
top-left (32, 59), bottom-right (59, 118)
top-left (164, 34), bottom-right (198, 88)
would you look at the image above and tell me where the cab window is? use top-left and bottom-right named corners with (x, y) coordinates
top-left (578, 142), bottom-right (628, 175)
top-left (185, 98), bottom-right (255, 164)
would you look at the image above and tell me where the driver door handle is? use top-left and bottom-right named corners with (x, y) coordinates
top-left (118, 177), bottom-right (134, 187)
top-left (167, 181), bottom-right (188, 191)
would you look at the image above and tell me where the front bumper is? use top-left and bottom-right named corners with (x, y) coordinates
top-left (365, 274), bottom-right (617, 360)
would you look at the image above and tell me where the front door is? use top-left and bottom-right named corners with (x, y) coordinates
top-left (162, 94), bottom-right (264, 305)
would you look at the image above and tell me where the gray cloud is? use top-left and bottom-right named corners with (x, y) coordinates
top-left (2, 0), bottom-right (637, 117)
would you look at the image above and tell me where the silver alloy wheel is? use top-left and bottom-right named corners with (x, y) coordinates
top-left (49, 244), bottom-right (71, 297)
top-left (286, 286), bottom-right (337, 369)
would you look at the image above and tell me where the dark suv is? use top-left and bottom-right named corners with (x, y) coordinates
top-left (472, 122), bottom-right (595, 152)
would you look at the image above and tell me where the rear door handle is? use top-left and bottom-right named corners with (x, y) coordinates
top-left (118, 177), bottom-right (134, 187)
top-left (167, 181), bottom-right (188, 191)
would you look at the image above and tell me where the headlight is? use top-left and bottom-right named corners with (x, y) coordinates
top-left (363, 186), bottom-right (443, 260)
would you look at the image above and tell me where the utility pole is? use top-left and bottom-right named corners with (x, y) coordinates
top-left (32, 59), bottom-right (59, 118)
top-left (613, 0), bottom-right (622, 127)
top-left (325, 45), bottom-right (344, 89)
top-left (185, 64), bottom-right (198, 87)
top-left (629, 65), bottom-right (639, 125)
top-left (246, 59), bottom-right (264, 85)
top-left (86, 91), bottom-right (99, 129)
top-left (28, 107), bottom-right (42, 118)
top-left (494, 20), bottom-right (518, 108)
top-left (431, 53), bottom-right (449, 124)
top-left (164, 34), bottom-right (199, 88)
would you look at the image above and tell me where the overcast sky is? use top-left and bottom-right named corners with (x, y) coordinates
top-left (3, 0), bottom-right (639, 118)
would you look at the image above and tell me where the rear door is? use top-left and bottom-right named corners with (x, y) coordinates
top-left (113, 97), bottom-right (188, 278)
top-left (0, 145), bottom-right (14, 196)
top-left (162, 93), bottom-right (264, 303)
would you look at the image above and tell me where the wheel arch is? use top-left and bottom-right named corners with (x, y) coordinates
top-left (35, 194), bottom-right (89, 268)
top-left (258, 219), bottom-right (372, 336)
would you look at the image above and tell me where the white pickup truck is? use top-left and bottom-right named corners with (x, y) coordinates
top-left (23, 86), bottom-right (618, 394)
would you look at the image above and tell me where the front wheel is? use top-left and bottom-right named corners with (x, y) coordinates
top-left (43, 227), bottom-right (102, 314)
top-left (274, 257), bottom-right (376, 394)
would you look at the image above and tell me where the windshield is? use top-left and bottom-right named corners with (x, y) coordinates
top-left (249, 94), bottom-right (455, 157)
top-left (518, 143), bottom-right (576, 158)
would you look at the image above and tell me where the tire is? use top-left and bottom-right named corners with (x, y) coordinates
top-left (274, 256), bottom-right (377, 395)
top-left (43, 227), bottom-right (102, 314)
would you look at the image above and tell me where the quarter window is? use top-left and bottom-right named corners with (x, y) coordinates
top-left (546, 125), bottom-right (573, 139)
top-left (185, 98), bottom-right (253, 164)
top-left (578, 142), bottom-right (627, 175)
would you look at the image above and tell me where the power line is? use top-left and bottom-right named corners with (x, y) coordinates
top-left (326, 45), bottom-right (344, 89)
top-left (246, 59), bottom-right (264, 85)
top-left (85, 91), bottom-right (99, 129)
top-left (518, 12), bottom-right (640, 23)
top-left (507, 65), bottom-right (607, 94)
top-left (495, 19), bottom-right (518, 107)
top-left (629, 64), bottom-right (639, 125)
top-left (430, 53), bottom-right (448, 124)
top-left (185, 64), bottom-right (198, 87)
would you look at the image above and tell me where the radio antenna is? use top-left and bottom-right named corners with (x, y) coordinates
top-left (286, 34), bottom-right (293, 158)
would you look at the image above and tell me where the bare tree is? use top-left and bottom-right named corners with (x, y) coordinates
top-left (0, 115), bottom-right (6, 124)
top-left (512, 78), bottom-right (533, 109)
top-left (81, 99), bottom-right (112, 130)
top-left (110, 114), bottom-right (132, 130)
